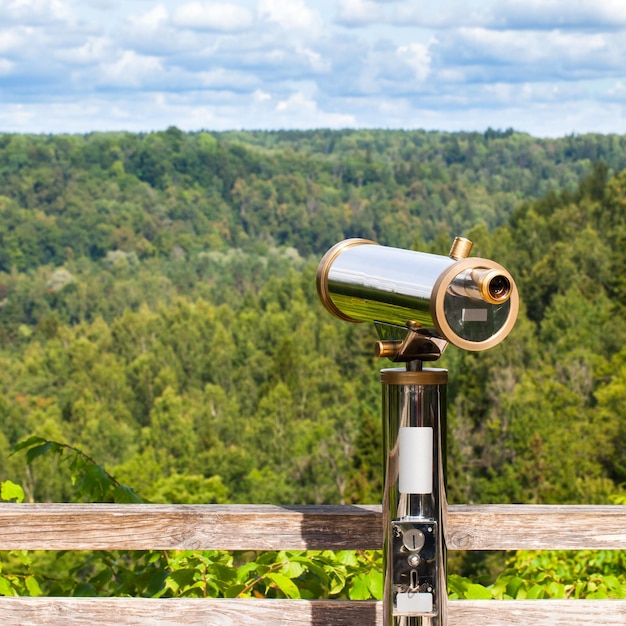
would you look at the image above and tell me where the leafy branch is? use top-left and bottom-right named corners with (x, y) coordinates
top-left (236, 558), bottom-right (291, 598)
top-left (11, 436), bottom-right (144, 504)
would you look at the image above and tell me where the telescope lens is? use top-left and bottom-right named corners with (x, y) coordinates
top-left (488, 275), bottom-right (511, 302)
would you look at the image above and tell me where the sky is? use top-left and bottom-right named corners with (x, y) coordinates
top-left (2, 0), bottom-right (626, 137)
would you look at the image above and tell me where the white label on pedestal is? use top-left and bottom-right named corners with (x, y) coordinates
top-left (399, 426), bottom-right (433, 494)
top-left (396, 591), bottom-right (433, 615)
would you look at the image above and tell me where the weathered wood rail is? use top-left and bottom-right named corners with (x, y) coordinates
top-left (1, 503), bottom-right (625, 624)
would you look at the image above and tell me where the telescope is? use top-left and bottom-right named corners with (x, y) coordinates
top-left (317, 236), bottom-right (518, 357)
top-left (317, 237), bottom-right (519, 626)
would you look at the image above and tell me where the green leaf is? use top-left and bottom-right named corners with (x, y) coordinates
top-left (291, 557), bottom-right (329, 585)
top-left (179, 586), bottom-right (205, 598)
top-left (465, 583), bottom-right (493, 600)
top-left (367, 570), bottom-right (384, 600)
top-left (280, 559), bottom-right (306, 579)
top-left (10, 550), bottom-right (32, 567)
top-left (527, 585), bottom-right (546, 599)
top-left (336, 551), bottom-right (358, 566)
top-left (11, 436), bottom-right (47, 454)
top-left (25, 442), bottom-right (53, 464)
top-left (235, 561), bottom-right (258, 583)
top-left (349, 573), bottom-right (371, 600)
top-left (208, 563), bottom-right (237, 589)
top-left (77, 464), bottom-right (112, 501)
top-left (1, 481), bottom-right (25, 503)
top-left (505, 576), bottom-right (525, 598)
top-left (72, 582), bottom-right (97, 597)
top-left (265, 572), bottom-right (301, 599)
top-left (145, 569), bottom-right (169, 597)
top-left (24, 576), bottom-right (41, 597)
top-left (546, 581), bottom-right (566, 599)
top-left (328, 570), bottom-right (347, 596)
top-left (112, 485), bottom-right (144, 504)
top-left (89, 569), bottom-right (113, 588)
top-left (256, 551), bottom-right (278, 565)
top-left (603, 575), bottom-right (621, 591)
top-left (167, 568), bottom-right (198, 592)
top-left (224, 583), bottom-right (246, 598)
top-left (0, 577), bottom-right (16, 596)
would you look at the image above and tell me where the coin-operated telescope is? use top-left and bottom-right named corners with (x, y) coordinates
top-left (317, 237), bottom-right (519, 626)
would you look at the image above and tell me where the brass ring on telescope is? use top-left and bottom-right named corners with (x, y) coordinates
top-left (380, 368), bottom-right (448, 386)
top-left (316, 238), bottom-right (378, 323)
top-left (430, 257), bottom-right (519, 351)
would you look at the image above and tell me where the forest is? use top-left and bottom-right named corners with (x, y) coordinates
top-left (0, 128), bottom-right (625, 599)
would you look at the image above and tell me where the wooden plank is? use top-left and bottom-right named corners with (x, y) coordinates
top-left (0, 598), bottom-right (624, 626)
top-left (448, 600), bottom-right (626, 625)
top-left (0, 598), bottom-right (378, 626)
top-left (0, 504), bottom-right (382, 551)
top-left (1, 503), bottom-right (626, 551)
top-left (446, 504), bottom-right (626, 550)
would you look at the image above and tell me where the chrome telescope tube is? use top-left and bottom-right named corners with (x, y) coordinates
top-left (317, 239), bottom-right (519, 351)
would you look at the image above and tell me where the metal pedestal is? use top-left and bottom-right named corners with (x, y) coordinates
top-left (382, 367), bottom-right (448, 626)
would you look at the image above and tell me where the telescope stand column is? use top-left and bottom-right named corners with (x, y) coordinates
top-left (382, 367), bottom-right (448, 626)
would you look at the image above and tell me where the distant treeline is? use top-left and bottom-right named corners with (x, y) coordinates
top-left (3, 128), bottom-right (626, 273)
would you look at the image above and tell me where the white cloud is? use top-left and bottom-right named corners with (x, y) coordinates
top-left (0, 0), bottom-right (72, 25)
top-left (605, 81), bottom-right (626, 100)
top-left (336, 0), bottom-right (383, 27)
top-left (396, 42), bottom-right (432, 83)
top-left (394, 0), bottom-right (626, 30)
top-left (393, 1), bottom-right (492, 29)
top-left (492, 0), bottom-right (626, 30)
top-left (97, 50), bottom-right (164, 88)
top-left (258, 0), bottom-right (323, 34)
top-left (172, 2), bottom-right (253, 32)
top-left (483, 81), bottom-right (582, 104)
top-left (0, 29), bottom-right (26, 54)
top-left (318, 38), bottom-right (435, 98)
top-left (375, 98), bottom-right (626, 137)
top-left (0, 58), bottom-right (14, 74)
top-left (130, 3), bottom-right (169, 32)
top-left (253, 88), bottom-right (271, 102)
top-left (55, 36), bottom-right (113, 65)
top-left (296, 46), bottom-right (331, 73)
top-left (125, 5), bottom-right (211, 58)
top-left (195, 67), bottom-right (260, 90)
top-left (276, 92), bottom-right (356, 127)
top-left (435, 27), bottom-right (626, 83)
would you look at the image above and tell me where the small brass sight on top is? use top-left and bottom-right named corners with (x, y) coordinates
top-left (316, 236), bottom-right (518, 353)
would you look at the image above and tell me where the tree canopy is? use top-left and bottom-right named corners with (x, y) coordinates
top-left (0, 129), bottom-right (625, 508)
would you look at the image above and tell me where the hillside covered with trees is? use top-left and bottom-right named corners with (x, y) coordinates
top-left (0, 128), bottom-right (626, 598)
top-left (0, 128), bottom-right (625, 597)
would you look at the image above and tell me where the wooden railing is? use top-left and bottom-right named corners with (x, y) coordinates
top-left (1, 503), bottom-right (625, 624)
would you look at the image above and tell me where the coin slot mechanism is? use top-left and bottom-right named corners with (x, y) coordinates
top-left (391, 520), bottom-right (438, 617)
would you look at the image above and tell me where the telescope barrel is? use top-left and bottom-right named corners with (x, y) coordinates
top-left (316, 238), bottom-right (519, 351)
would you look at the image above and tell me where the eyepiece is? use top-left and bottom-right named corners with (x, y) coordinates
top-left (478, 270), bottom-right (512, 304)
top-left (488, 275), bottom-right (511, 301)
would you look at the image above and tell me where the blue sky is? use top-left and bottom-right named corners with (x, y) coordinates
top-left (2, 0), bottom-right (626, 136)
